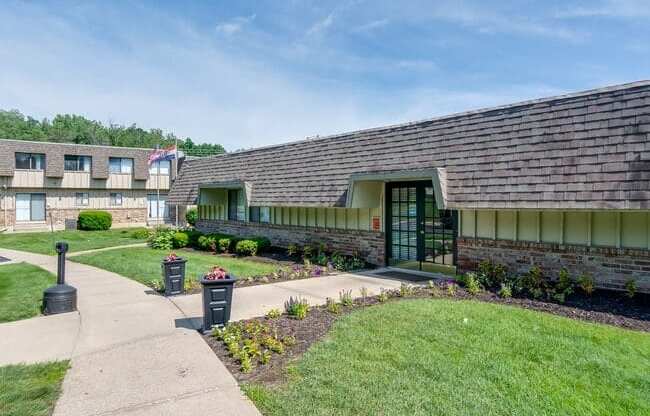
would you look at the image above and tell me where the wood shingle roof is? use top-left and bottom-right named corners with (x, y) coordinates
top-left (169, 81), bottom-right (650, 210)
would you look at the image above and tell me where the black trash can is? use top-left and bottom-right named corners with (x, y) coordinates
top-left (161, 257), bottom-right (187, 296)
top-left (201, 275), bottom-right (235, 333)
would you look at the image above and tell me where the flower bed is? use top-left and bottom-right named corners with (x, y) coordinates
top-left (203, 280), bottom-right (650, 386)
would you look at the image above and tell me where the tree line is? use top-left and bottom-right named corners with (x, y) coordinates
top-left (0, 109), bottom-right (225, 156)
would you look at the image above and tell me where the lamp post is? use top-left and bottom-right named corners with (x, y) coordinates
top-left (43, 242), bottom-right (77, 315)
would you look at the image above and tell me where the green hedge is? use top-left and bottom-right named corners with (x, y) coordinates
top-left (78, 210), bottom-right (112, 231)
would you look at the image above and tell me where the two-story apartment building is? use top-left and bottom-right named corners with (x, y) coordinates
top-left (0, 140), bottom-right (179, 231)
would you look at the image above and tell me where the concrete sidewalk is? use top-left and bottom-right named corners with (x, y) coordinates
top-left (0, 248), bottom-right (259, 416)
top-left (171, 272), bottom-right (403, 329)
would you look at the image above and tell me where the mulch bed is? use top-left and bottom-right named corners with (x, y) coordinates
top-left (202, 285), bottom-right (650, 386)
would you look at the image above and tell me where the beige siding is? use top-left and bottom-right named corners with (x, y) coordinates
top-left (461, 209), bottom-right (650, 250)
top-left (6, 171), bottom-right (168, 190)
top-left (198, 203), bottom-right (383, 232)
top-left (1, 189), bottom-right (152, 211)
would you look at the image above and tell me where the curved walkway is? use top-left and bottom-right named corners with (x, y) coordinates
top-left (0, 248), bottom-right (259, 416)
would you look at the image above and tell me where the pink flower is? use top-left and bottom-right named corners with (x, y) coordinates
top-left (165, 252), bottom-right (179, 262)
top-left (205, 266), bottom-right (228, 280)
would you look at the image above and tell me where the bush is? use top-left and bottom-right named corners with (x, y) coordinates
top-left (172, 232), bottom-right (189, 248)
top-left (197, 235), bottom-right (216, 251)
top-left (284, 296), bottom-right (309, 320)
top-left (185, 208), bottom-right (198, 226)
top-left (78, 210), bottom-right (112, 231)
top-left (498, 283), bottom-right (512, 298)
top-left (185, 229), bottom-right (203, 248)
top-left (250, 236), bottom-right (271, 253)
top-left (477, 259), bottom-right (507, 289)
top-left (464, 273), bottom-right (481, 295)
top-left (131, 228), bottom-right (150, 239)
top-left (625, 279), bottom-right (637, 298)
top-left (235, 240), bottom-right (258, 256)
top-left (217, 237), bottom-right (232, 253)
top-left (148, 227), bottom-right (175, 250)
top-left (578, 273), bottom-right (595, 296)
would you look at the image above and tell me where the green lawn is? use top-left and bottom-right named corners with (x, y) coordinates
top-left (71, 247), bottom-right (281, 287)
top-left (0, 228), bottom-right (147, 255)
top-left (0, 361), bottom-right (69, 416)
top-left (0, 263), bottom-right (56, 323)
top-left (246, 299), bottom-right (650, 416)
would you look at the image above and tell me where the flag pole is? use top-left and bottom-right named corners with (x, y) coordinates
top-left (175, 137), bottom-right (179, 228)
top-left (156, 144), bottom-right (160, 227)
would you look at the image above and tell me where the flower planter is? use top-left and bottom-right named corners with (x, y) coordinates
top-left (201, 276), bottom-right (235, 333)
top-left (161, 258), bottom-right (187, 296)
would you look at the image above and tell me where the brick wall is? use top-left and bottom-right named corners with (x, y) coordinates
top-left (457, 238), bottom-right (650, 293)
top-left (197, 219), bottom-right (385, 265)
top-left (48, 208), bottom-right (148, 229)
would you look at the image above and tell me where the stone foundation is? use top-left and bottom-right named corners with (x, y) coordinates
top-left (457, 238), bottom-right (650, 293)
top-left (197, 219), bottom-right (385, 265)
top-left (49, 208), bottom-right (148, 229)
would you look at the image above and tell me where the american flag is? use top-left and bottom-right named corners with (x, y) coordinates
top-left (148, 145), bottom-right (177, 165)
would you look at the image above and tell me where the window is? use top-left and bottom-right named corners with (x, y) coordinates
top-left (109, 157), bottom-right (133, 174)
top-left (250, 206), bottom-right (270, 223)
top-left (64, 155), bottom-right (91, 172)
top-left (228, 189), bottom-right (245, 221)
top-left (75, 192), bottom-right (89, 206)
top-left (149, 160), bottom-right (171, 175)
top-left (15, 193), bottom-right (46, 222)
top-left (110, 192), bottom-right (123, 206)
top-left (15, 153), bottom-right (45, 170)
top-left (147, 194), bottom-right (168, 219)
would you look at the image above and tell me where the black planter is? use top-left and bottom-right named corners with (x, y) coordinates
top-left (201, 276), bottom-right (235, 333)
top-left (161, 258), bottom-right (187, 296)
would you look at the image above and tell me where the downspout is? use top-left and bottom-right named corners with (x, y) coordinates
top-left (1, 185), bottom-right (7, 232)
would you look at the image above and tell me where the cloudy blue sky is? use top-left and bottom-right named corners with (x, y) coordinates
top-left (1, 0), bottom-right (648, 150)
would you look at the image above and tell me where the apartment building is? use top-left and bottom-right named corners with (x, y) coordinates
top-left (0, 140), bottom-right (180, 231)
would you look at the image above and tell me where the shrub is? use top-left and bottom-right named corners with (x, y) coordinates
top-left (185, 208), bottom-right (198, 226)
top-left (339, 289), bottom-right (354, 306)
top-left (287, 244), bottom-right (299, 257)
top-left (578, 273), bottom-right (595, 296)
top-left (266, 308), bottom-right (281, 319)
top-left (131, 228), bottom-right (150, 239)
top-left (477, 259), bottom-right (507, 289)
top-left (378, 288), bottom-right (390, 302)
top-left (521, 266), bottom-right (546, 299)
top-left (302, 245), bottom-right (314, 260)
top-left (148, 227), bottom-right (175, 250)
top-left (498, 283), bottom-right (512, 298)
top-left (553, 268), bottom-right (574, 303)
top-left (235, 240), bottom-right (258, 256)
top-left (325, 297), bottom-right (341, 314)
top-left (185, 229), bottom-right (204, 248)
top-left (464, 273), bottom-right (481, 296)
top-left (78, 210), bottom-right (112, 231)
top-left (284, 296), bottom-right (309, 319)
top-left (245, 236), bottom-right (271, 254)
top-left (625, 279), bottom-right (637, 298)
top-left (197, 235), bottom-right (216, 251)
top-left (399, 283), bottom-right (415, 297)
top-left (172, 232), bottom-right (189, 248)
top-left (445, 281), bottom-right (457, 296)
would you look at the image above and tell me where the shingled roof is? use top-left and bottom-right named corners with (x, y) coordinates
top-left (169, 81), bottom-right (650, 210)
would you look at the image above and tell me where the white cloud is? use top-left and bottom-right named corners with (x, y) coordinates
top-left (352, 18), bottom-right (389, 34)
top-left (215, 14), bottom-right (256, 36)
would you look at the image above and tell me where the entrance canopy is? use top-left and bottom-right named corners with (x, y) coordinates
top-left (346, 168), bottom-right (448, 210)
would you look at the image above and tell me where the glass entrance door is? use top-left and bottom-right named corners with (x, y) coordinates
top-left (387, 181), bottom-right (457, 273)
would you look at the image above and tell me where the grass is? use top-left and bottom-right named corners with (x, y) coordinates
top-left (0, 228), bottom-right (147, 255)
top-left (0, 361), bottom-right (69, 416)
top-left (71, 247), bottom-right (282, 287)
top-left (0, 262), bottom-right (56, 323)
top-left (245, 299), bottom-right (650, 416)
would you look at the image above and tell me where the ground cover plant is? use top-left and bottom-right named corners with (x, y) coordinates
top-left (0, 361), bottom-right (69, 416)
top-left (0, 228), bottom-right (148, 255)
top-left (243, 298), bottom-right (650, 416)
top-left (70, 246), bottom-right (281, 292)
top-left (0, 263), bottom-right (56, 322)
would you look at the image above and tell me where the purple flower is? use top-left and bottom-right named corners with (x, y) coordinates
top-left (312, 266), bottom-right (322, 277)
